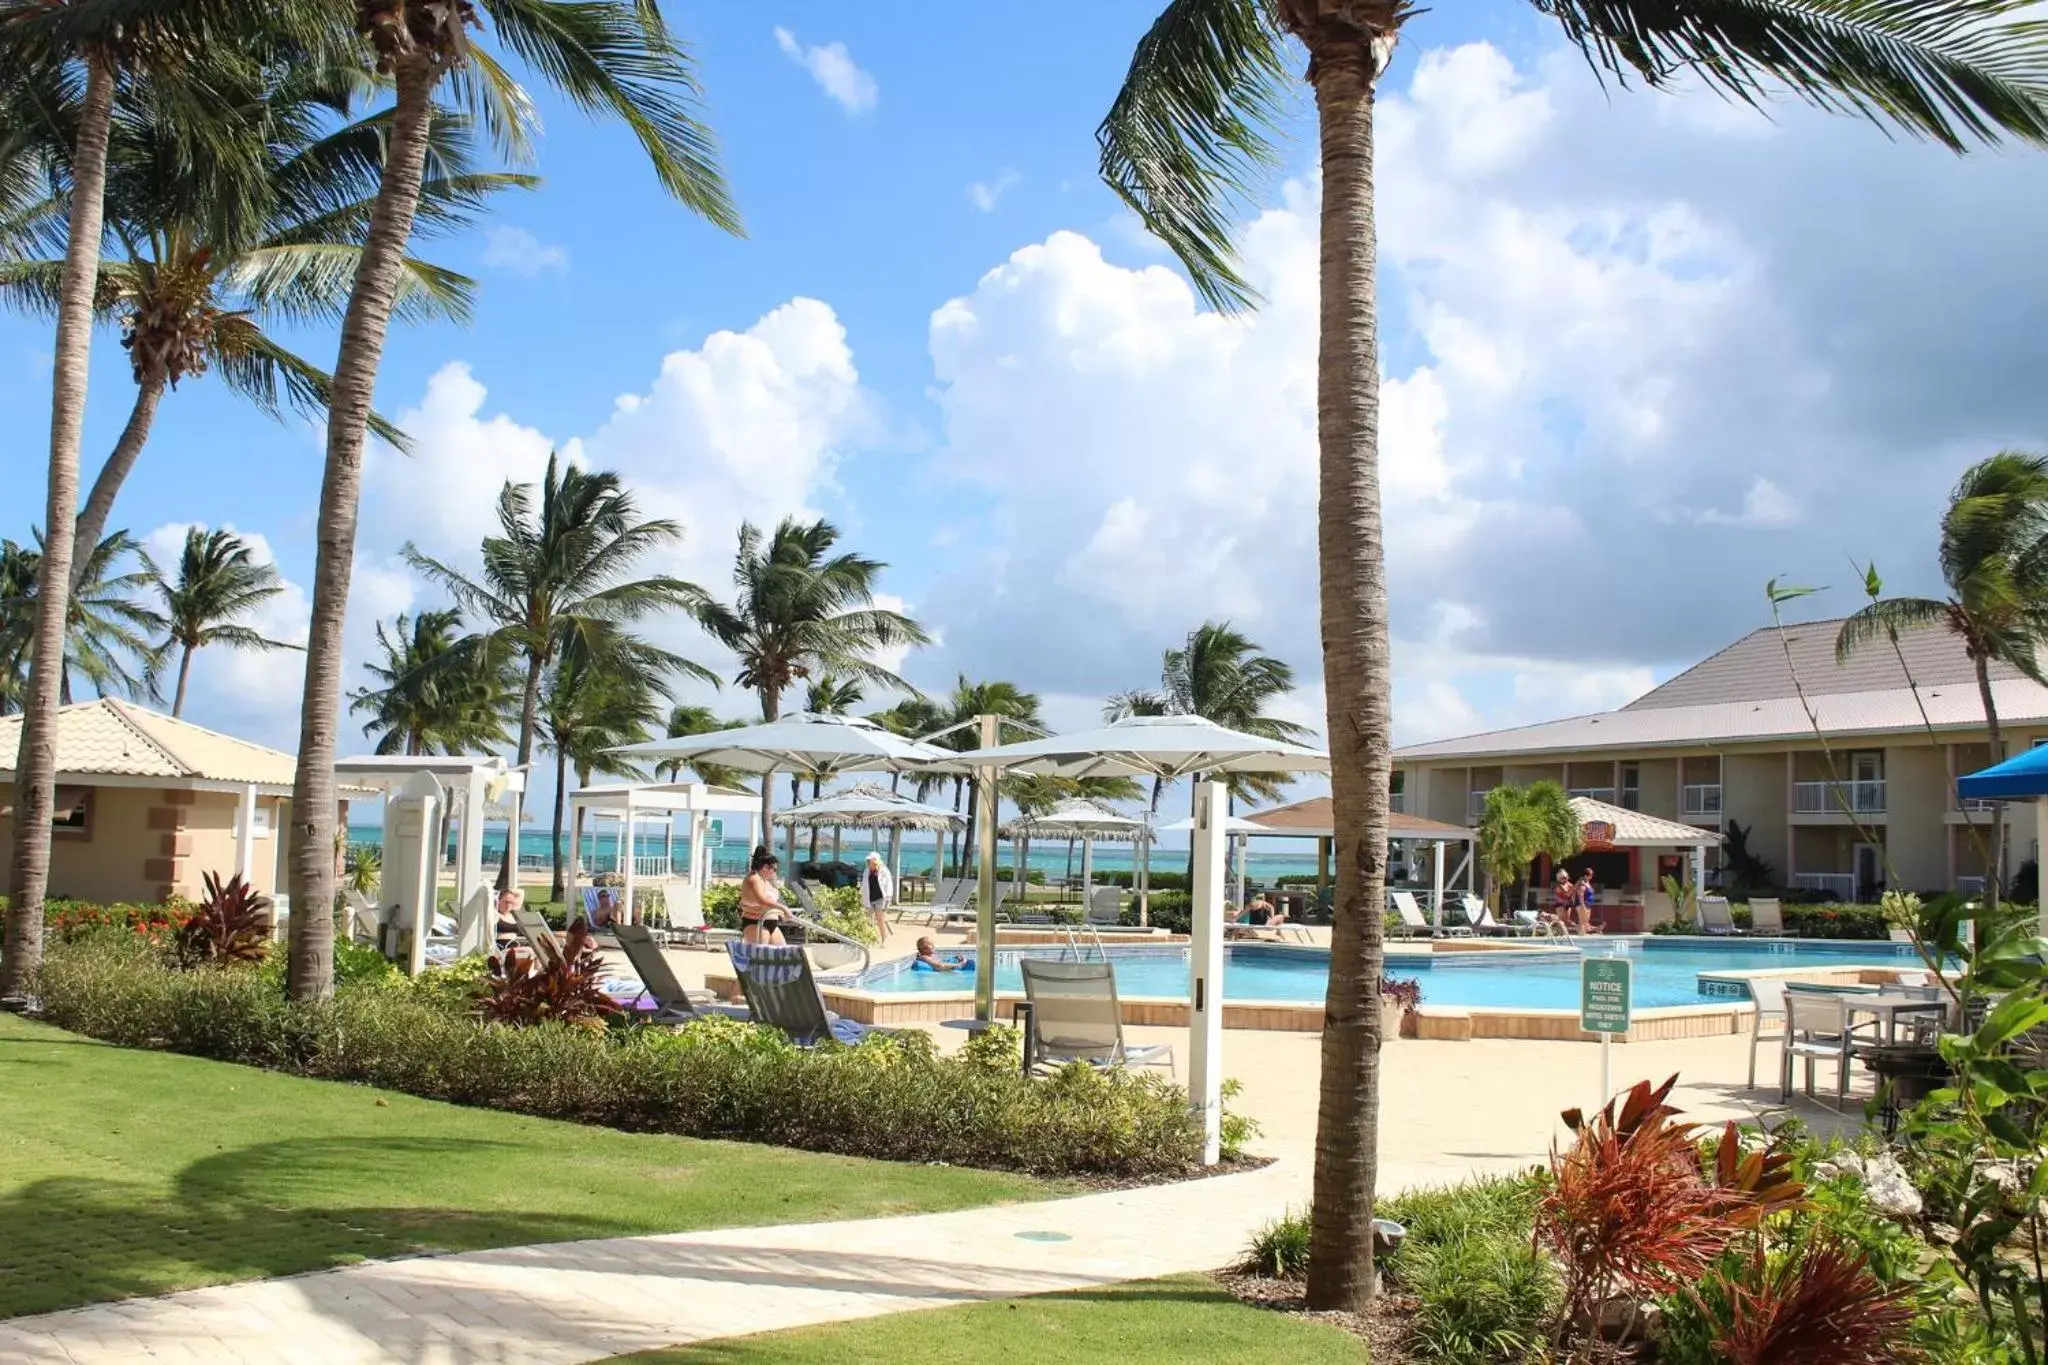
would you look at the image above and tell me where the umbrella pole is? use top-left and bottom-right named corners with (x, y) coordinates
top-left (975, 715), bottom-right (1000, 1023)
top-left (1189, 779), bottom-right (1227, 1165)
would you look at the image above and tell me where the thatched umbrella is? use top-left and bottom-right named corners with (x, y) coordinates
top-left (1001, 798), bottom-right (1149, 906)
top-left (774, 782), bottom-right (962, 882)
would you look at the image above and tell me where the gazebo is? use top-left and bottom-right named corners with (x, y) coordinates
top-left (1562, 796), bottom-right (1722, 931)
top-left (1002, 798), bottom-right (1148, 904)
top-left (1243, 795), bottom-right (1478, 923)
top-left (774, 783), bottom-right (961, 884)
top-left (567, 781), bottom-right (758, 924)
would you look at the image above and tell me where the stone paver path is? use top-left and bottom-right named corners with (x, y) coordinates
top-left (0, 1162), bottom-right (1307, 1364)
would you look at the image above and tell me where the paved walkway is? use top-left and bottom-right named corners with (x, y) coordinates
top-left (0, 1162), bottom-right (1309, 1364)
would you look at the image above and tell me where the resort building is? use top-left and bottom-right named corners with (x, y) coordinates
top-left (0, 698), bottom-right (307, 905)
top-left (1394, 619), bottom-right (2048, 901)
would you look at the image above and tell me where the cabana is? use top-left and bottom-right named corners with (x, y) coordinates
top-left (1244, 795), bottom-right (1477, 924)
top-left (1956, 747), bottom-right (2048, 938)
top-left (567, 781), bottom-right (758, 924)
top-left (774, 782), bottom-right (960, 886)
top-left (1002, 798), bottom-right (1147, 904)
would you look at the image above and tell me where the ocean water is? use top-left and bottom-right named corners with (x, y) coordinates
top-left (343, 825), bottom-right (1327, 881)
top-left (856, 940), bottom-right (1923, 1011)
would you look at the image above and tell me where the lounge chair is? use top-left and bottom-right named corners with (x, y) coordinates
top-left (664, 888), bottom-right (735, 948)
top-left (1086, 886), bottom-right (1151, 933)
top-left (1392, 890), bottom-right (1468, 938)
top-left (784, 878), bottom-right (823, 915)
top-left (1697, 896), bottom-right (1744, 936)
top-left (1456, 894), bottom-right (1528, 936)
top-left (724, 941), bottom-right (873, 1047)
top-left (612, 924), bottom-right (743, 1022)
top-left (1747, 898), bottom-right (1791, 938)
top-left (513, 907), bottom-right (567, 967)
top-left (1018, 959), bottom-right (1174, 1074)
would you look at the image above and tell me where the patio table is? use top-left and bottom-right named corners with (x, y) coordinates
top-left (1840, 992), bottom-right (1949, 1045)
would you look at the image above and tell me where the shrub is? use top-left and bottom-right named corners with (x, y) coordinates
top-left (1245, 1208), bottom-right (1311, 1278)
top-left (33, 940), bottom-right (1207, 1179)
top-left (479, 921), bottom-right (621, 1031)
top-left (702, 882), bottom-right (741, 930)
top-left (1401, 1224), bottom-right (1558, 1364)
top-left (43, 898), bottom-right (182, 948)
top-left (809, 885), bottom-right (880, 945)
top-left (1099, 870), bottom-right (1190, 892)
top-left (175, 872), bottom-right (273, 967)
top-left (1124, 892), bottom-right (1191, 934)
top-left (1655, 902), bottom-right (1891, 939)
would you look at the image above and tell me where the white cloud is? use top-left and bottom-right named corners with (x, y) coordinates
top-left (480, 225), bottom-right (568, 276)
top-left (773, 27), bottom-right (878, 115)
top-left (1698, 475), bottom-right (1801, 528)
top-left (966, 170), bottom-right (1020, 212)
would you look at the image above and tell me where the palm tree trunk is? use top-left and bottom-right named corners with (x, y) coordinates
top-left (1974, 653), bottom-right (2006, 909)
top-left (498, 650), bottom-right (545, 892)
top-left (287, 57), bottom-right (440, 1002)
top-left (69, 375), bottom-right (167, 593)
top-left (757, 686), bottom-right (779, 857)
top-left (1303, 37), bottom-right (1393, 1315)
top-left (171, 641), bottom-right (195, 717)
top-left (550, 744), bottom-right (570, 904)
top-left (4, 54), bottom-right (117, 1007)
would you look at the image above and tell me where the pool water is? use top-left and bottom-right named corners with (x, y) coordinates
top-left (855, 940), bottom-right (1923, 1011)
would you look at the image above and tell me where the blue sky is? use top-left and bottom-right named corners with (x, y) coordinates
top-left (5, 1), bottom-right (2047, 820)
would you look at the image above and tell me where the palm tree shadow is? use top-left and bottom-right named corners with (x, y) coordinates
top-left (1, 1136), bottom-right (623, 1320)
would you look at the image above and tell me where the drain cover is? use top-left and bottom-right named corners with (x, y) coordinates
top-left (1015, 1230), bottom-right (1073, 1243)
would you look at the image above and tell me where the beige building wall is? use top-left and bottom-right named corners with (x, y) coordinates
top-left (1722, 753), bottom-right (1788, 875)
top-left (1504, 763), bottom-right (1564, 789)
top-left (1635, 757), bottom-right (1679, 821)
top-left (0, 784), bottom-right (285, 906)
top-left (1885, 745), bottom-right (1947, 889)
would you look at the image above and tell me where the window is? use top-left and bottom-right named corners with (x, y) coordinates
top-left (1619, 763), bottom-right (1640, 811)
top-left (250, 804), bottom-right (273, 837)
top-left (52, 789), bottom-right (91, 838)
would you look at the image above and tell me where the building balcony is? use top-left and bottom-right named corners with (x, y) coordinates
top-left (1568, 786), bottom-right (1616, 804)
top-left (1792, 871), bottom-right (1857, 900)
top-left (1389, 792), bottom-right (1406, 814)
top-left (1680, 783), bottom-right (1723, 819)
top-left (1793, 780), bottom-right (1886, 817)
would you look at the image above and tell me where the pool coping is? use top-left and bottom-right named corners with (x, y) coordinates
top-left (703, 938), bottom-right (1932, 1043)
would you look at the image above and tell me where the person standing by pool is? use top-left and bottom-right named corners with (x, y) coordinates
top-left (1576, 868), bottom-right (1598, 934)
top-left (861, 851), bottom-right (895, 944)
top-left (740, 847), bottom-right (790, 945)
top-left (1553, 868), bottom-right (1578, 929)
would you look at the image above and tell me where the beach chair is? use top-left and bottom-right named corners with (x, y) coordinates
top-left (513, 907), bottom-right (567, 967)
top-left (612, 924), bottom-right (744, 1022)
top-left (1019, 959), bottom-right (1174, 1074)
top-left (784, 878), bottom-right (823, 915)
top-left (1392, 890), bottom-right (1468, 938)
top-left (1084, 886), bottom-right (1155, 935)
top-left (1697, 896), bottom-right (1744, 936)
top-left (1461, 894), bottom-right (1535, 937)
top-left (724, 941), bottom-right (873, 1047)
top-left (666, 889), bottom-right (735, 949)
top-left (1747, 898), bottom-right (1791, 937)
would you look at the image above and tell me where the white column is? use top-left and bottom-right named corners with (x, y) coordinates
top-left (1232, 834), bottom-right (1246, 913)
top-left (235, 783), bottom-right (258, 884)
top-left (457, 773), bottom-right (486, 912)
top-left (1432, 839), bottom-right (1446, 926)
top-left (1080, 834), bottom-right (1095, 903)
top-left (622, 793), bottom-right (638, 926)
top-left (1188, 779), bottom-right (1228, 1166)
top-left (689, 809), bottom-right (707, 891)
top-left (974, 715), bottom-right (1000, 1022)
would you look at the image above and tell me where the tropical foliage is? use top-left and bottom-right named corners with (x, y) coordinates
top-left (1475, 781), bottom-right (1584, 911)
top-left (139, 527), bottom-right (296, 716)
top-left (0, 529), bottom-right (160, 709)
top-left (348, 609), bottom-right (512, 757)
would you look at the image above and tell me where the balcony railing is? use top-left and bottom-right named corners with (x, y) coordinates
top-left (1681, 783), bottom-right (1723, 817)
top-left (1568, 786), bottom-right (1616, 803)
top-left (1793, 872), bottom-right (1857, 900)
top-left (1390, 792), bottom-right (1406, 814)
top-left (1793, 780), bottom-right (1886, 815)
top-left (1956, 876), bottom-right (1987, 895)
top-left (1956, 797), bottom-right (2000, 814)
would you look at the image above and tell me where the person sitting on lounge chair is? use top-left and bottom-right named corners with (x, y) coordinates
top-left (913, 936), bottom-right (973, 972)
top-left (493, 887), bottom-right (523, 952)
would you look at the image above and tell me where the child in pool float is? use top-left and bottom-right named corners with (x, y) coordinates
top-left (912, 936), bottom-right (974, 972)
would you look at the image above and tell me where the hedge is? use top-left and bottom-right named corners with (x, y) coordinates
top-left (1652, 901), bottom-right (1891, 939)
top-left (32, 940), bottom-right (1214, 1179)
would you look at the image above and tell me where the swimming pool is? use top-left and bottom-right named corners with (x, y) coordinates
top-left (854, 939), bottom-right (1924, 1011)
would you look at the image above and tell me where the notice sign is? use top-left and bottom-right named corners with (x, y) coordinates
top-left (1580, 958), bottom-right (1632, 1035)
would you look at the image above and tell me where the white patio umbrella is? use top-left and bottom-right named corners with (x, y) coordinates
top-left (1159, 812), bottom-right (1270, 913)
top-left (1001, 798), bottom-right (1148, 903)
top-left (613, 714), bottom-right (951, 868)
top-left (952, 714), bottom-right (1329, 1164)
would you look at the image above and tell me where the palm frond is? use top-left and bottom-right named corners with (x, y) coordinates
top-left (1834, 596), bottom-right (1951, 660)
top-left (210, 328), bottom-right (413, 450)
top-left (1096, 0), bottom-right (1293, 313)
top-left (1538, 0), bottom-right (2048, 151)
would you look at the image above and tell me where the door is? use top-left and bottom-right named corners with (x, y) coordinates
top-left (1853, 842), bottom-right (1883, 902)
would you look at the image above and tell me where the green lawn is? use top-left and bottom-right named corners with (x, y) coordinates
top-left (0, 1014), bottom-right (1048, 1318)
top-left (608, 1276), bottom-right (1366, 1364)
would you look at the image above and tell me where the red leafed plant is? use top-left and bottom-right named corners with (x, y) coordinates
top-left (176, 872), bottom-right (274, 967)
top-left (480, 919), bottom-right (621, 1030)
top-left (1539, 1076), bottom-right (1808, 1347)
top-left (1707, 1235), bottom-right (1916, 1365)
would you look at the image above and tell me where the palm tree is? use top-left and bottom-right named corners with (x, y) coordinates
top-left (933, 676), bottom-right (1041, 877)
top-left (404, 451), bottom-right (712, 892)
top-left (349, 610), bottom-right (513, 757)
top-left (1838, 451), bottom-right (2048, 907)
top-left (1, 59), bottom-right (521, 587)
top-left (0, 0), bottom-right (347, 1006)
top-left (656, 704), bottom-right (750, 790)
top-left (1475, 782), bottom-right (1583, 915)
top-left (139, 527), bottom-right (296, 716)
top-left (283, 0), bottom-right (742, 1003)
top-left (1103, 0), bottom-right (2048, 1311)
top-left (542, 635), bottom-right (669, 903)
top-left (697, 517), bottom-right (930, 840)
top-left (0, 530), bottom-right (161, 709)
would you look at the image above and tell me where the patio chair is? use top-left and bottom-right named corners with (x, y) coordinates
top-left (1747, 898), bottom-right (1791, 937)
top-left (1697, 896), bottom-right (1744, 936)
top-left (1018, 959), bottom-right (1174, 1074)
top-left (512, 907), bottom-right (566, 968)
top-left (724, 941), bottom-right (872, 1047)
top-left (1782, 987), bottom-right (1877, 1110)
top-left (612, 924), bottom-right (745, 1022)
top-left (919, 877), bottom-right (977, 929)
top-left (1461, 894), bottom-right (1537, 937)
top-left (1746, 978), bottom-right (1792, 1088)
top-left (1086, 886), bottom-right (1126, 928)
top-left (1392, 890), bottom-right (1469, 938)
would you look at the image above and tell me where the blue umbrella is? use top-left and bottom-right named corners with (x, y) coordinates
top-left (1956, 748), bottom-right (2048, 800)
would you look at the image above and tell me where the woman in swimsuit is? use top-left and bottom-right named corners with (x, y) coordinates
top-left (739, 847), bottom-right (789, 945)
